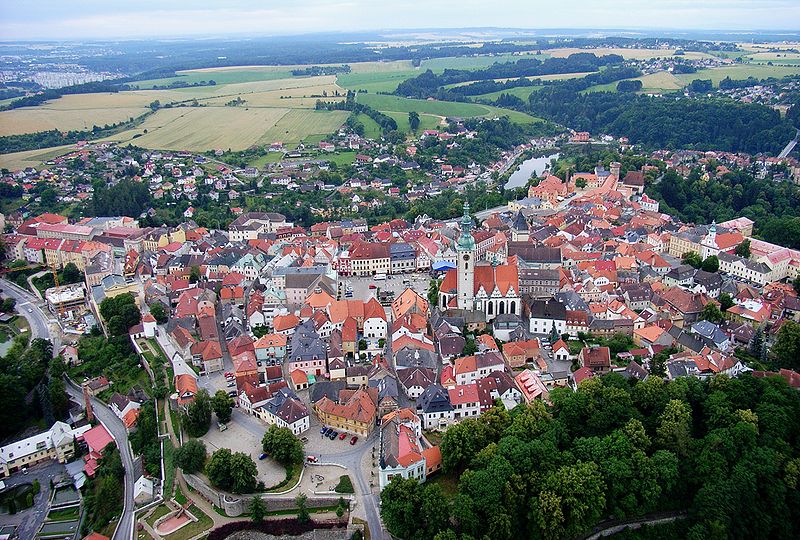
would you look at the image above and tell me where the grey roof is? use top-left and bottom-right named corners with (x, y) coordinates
top-left (290, 320), bottom-right (326, 361)
top-left (394, 348), bottom-right (438, 370)
top-left (417, 384), bottom-right (453, 414)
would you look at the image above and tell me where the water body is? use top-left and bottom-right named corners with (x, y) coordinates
top-left (505, 153), bottom-right (560, 189)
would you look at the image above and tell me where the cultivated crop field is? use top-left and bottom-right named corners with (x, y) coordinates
top-left (675, 64), bottom-right (800, 86)
top-left (256, 109), bottom-right (349, 146)
top-left (473, 85), bottom-right (542, 102)
top-left (356, 93), bottom-right (541, 124)
top-left (0, 144), bottom-right (77, 170)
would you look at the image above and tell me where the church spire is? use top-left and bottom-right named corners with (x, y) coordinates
top-left (457, 201), bottom-right (476, 252)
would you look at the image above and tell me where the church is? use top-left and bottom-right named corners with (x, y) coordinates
top-left (438, 203), bottom-right (521, 321)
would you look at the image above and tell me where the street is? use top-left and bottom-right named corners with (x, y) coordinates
top-left (0, 278), bottom-right (61, 353)
top-left (0, 461), bottom-right (66, 540)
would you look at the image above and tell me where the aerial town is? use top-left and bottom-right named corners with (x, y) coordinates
top-left (1, 5), bottom-right (800, 539)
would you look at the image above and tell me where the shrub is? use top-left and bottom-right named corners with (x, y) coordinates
top-left (334, 475), bottom-right (354, 494)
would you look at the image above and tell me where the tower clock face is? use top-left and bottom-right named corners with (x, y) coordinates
top-left (463, 254), bottom-right (470, 262)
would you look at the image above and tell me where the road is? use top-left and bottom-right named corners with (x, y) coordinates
top-left (65, 379), bottom-right (135, 540)
top-left (0, 461), bottom-right (66, 540)
top-left (778, 128), bottom-right (800, 159)
top-left (0, 277), bottom-right (60, 352)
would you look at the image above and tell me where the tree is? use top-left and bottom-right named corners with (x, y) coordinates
top-left (61, 262), bottom-right (82, 284)
top-left (189, 265), bottom-right (202, 284)
top-left (701, 255), bottom-right (719, 273)
top-left (249, 496), bottom-right (267, 524)
top-left (261, 424), bottom-right (304, 465)
top-left (408, 111), bottom-right (421, 132)
top-left (794, 276), bottom-right (800, 295)
top-left (99, 293), bottom-right (141, 337)
top-left (148, 302), bottom-right (168, 324)
top-left (771, 320), bottom-right (800, 371)
top-left (531, 461), bottom-right (606, 540)
top-left (0, 297), bottom-right (15, 313)
top-left (718, 293), bottom-right (734, 312)
top-left (212, 390), bottom-right (233, 424)
top-left (656, 399), bottom-right (692, 457)
top-left (296, 493), bottom-right (310, 523)
top-left (183, 389), bottom-right (212, 437)
top-left (428, 279), bottom-right (440, 307)
top-left (735, 239), bottom-right (751, 258)
top-left (682, 251), bottom-right (703, 269)
top-left (380, 477), bottom-right (422, 539)
top-left (175, 439), bottom-right (207, 473)
top-left (229, 452), bottom-right (258, 493)
top-left (48, 377), bottom-right (69, 419)
top-left (699, 302), bottom-right (724, 324)
top-left (206, 448), bottom-right (234, 491)
top-left (575, 178), bottom-right (587, 189)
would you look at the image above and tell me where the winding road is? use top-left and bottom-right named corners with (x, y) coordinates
top-left (0, 277), bottom-right (60, 351)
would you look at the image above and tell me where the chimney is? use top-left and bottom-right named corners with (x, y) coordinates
top-left (83, 384), bottom-right (94, 423)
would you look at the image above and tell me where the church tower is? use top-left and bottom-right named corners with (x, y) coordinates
top-left (456, 202), bottom-right (476, 310)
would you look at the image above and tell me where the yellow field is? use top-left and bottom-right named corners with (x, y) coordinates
top-left (102, 106), bottom-right (349, 151)
top-left (257, 109), bottom-right (350, 146)
top-left (107, 107), bottom-right (291, 150)
top-left (637, 71), bottom-right (685, 92)
top-left (0, 102), bottom-right (149, 136)
top-left (0, 144), bottom-right (77, 170)
top-left (547, 47), bottom-right (713, 60)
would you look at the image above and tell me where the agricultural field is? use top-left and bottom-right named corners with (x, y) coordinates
top-left (255, 109), bottom-right (349, 146)
top-left (130, 67), bottom-right (297, 89)
top-left (583, 70), bottom-right (685, 94)
top-left (0, 99), bottom-right (147, 136)
top-left (104, 106), bottom-right (348, 151)
top-left (337, 70), bottom-right (420, 93)
top-left (356, 93), bottom-right (541, 124)
top-left (0, 144), bottom-right (77, 171)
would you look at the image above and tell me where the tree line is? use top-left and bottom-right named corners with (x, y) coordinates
top-left (380, 372), bottom-right (800, 540)
top-left (395, 53), bottom-right (625, 99)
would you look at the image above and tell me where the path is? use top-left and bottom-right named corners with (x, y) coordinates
top-left (778, 128), bottom-right (799, 159)
top-left (578, 511), bottom-right (688, 540)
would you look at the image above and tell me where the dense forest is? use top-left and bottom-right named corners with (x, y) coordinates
top-left (89, 179), bottom-right (152, 218)
top-left (525, 87), bottom-right (796, 155)
top-left (649, 169), bottom-right (800, 248)
top-left (395, 53), bottom-right (625, 99)
top-left (380, 372), bottom-right (800, 540)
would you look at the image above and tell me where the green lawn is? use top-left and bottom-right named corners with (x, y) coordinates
top-left (356, 113), bottom-right (383, 140)
top-left (145, 504), bottom-right (172, 528)
top-left (473, 84), bottom-right (543, 102)
top-left (163, 505), bottom-right (212, 540)
top-left (265, 464), bottom-right (301, 493)
top-left (323, 150), bottom-right (357, 166)
top-left (337, 70), bottom-right (420, 93)
top-left (46, 506), bottom-right (80, 521)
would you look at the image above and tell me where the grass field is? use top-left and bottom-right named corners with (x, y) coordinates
top-left (356, 93), bottom-right (540, 123)
top-left (584, 70), bottom-right (685, 94)
top-left (473, 84), bottom-right (543, 102)
top-left (337, 70), bottom-right (420, 93)
top-left (256, 109), bottom-right (349, 146)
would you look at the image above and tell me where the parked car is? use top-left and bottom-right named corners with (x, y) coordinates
top-left (320, 426), bottom-right (328, 435)
top-left (338, 432), bottom-right (347, 440)
top-left (368, 284), bottom-right (377, 289)
top-left (259, 453), bottom-right (268, 460)
top-left (227, 390), bottom-right (237, 397)
top-left (306, 455), bottom-right (318, 463)
top-left (226, 381), bottom-right (235, 387)
top-left (350, 436), bottom-right (358, 445)
top-left (328, 431), bottom-right (338, 440)
top-left (224, 372), bottom-right (233, 378)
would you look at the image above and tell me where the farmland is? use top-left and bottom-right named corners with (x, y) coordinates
top-left (473, 85), bottom-right (543, 102)
top-left (674, 64), bottom-right (800, 86)
top-left (130, 67), bottom-right (297, 89)
top-left (0, 144), bottom-right (77, 171)
top-left (356, 93), bottom-right (541, 124)
top-left (546, 47), bottom-right (714, 60)
top-left (102, 107), bottom-right (348, 151)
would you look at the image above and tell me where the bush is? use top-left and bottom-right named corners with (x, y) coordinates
top-left (334, 475), bottom-right (354, 494)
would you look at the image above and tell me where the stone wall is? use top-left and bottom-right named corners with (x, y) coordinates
top-left (183, 473), bottom-right (346, 517)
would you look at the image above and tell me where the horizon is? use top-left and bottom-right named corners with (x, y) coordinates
top-left (1, 1), bottom-right (799, 41)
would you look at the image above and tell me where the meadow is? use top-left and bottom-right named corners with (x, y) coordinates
top-left (0, 144), bottom-right (77, 171)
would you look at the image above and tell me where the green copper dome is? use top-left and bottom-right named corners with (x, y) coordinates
top-left (457, 201), bottom-right (476, 251)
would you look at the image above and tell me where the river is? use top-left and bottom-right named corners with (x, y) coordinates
top-left (505, 153), bottom-right (559, 189)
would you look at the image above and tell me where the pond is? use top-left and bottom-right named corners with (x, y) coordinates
top-left (505, 153), bottom-right (560, 189)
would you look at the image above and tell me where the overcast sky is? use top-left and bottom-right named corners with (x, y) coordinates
top-left (1, 1), bottom-right (798, 40)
